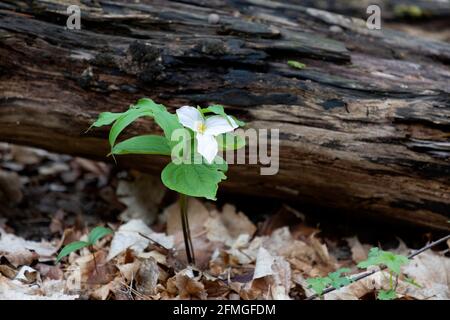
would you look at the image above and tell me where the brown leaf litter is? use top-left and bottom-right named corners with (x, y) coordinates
top-left (0, 144), bottom-right (448, 300)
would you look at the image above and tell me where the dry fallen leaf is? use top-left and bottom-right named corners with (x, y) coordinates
top-left (15, 266), bottom-right (39, 284)
top-left (117, 174), bottom-right (165, 224)
top-left (107, 219), bottom-right (173, 261)
top-left (205, 204), bottom-right (256, 246)
top-left (0, 228), bottom-right (57, 267)
top-left (402, 250), bottom-right (450, 300)
top-left (173, 268), bottom-right (207, 300)
top-left (164, 198), bottom-right (209, 236)
top-left (135, 258), bottom-right (160, 297)
top-left (346, 236), bottom-right (369, 263)
top-left (0, 275), bottom-right (78, 300)
top-left (253, 247), bottom-right (275, 279)
top-left (240, 247), bottom-right (291, 300)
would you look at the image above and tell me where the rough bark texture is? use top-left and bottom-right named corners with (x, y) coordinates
top-left (0, 0), bottom-right (449, 230)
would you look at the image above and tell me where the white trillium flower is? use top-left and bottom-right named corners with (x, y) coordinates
top-left (176, 106), bottom-right (238, 163)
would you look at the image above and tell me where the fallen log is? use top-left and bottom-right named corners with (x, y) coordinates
top-left (0, 0), bottom-right (449, 230)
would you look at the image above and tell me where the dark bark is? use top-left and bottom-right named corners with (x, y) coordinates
top-left (0, 0), bottom-right (449, 230)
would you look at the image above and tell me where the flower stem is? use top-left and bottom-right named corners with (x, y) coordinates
top-left (179, 193), bottom-right (195, 265)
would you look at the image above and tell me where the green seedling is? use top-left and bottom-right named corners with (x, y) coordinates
top-left (56, 226), bottom-right (113, 262)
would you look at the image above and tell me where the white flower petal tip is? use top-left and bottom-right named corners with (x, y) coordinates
top-left (196, 134), bottom-right (218, 164)
top-left (176, 106), bottom-right (203, 131)
top-left (204, 115), bottom-right (238, 136)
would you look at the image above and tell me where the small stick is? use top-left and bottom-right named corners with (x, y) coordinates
top-left (306, 234), bottom-right (450, 300)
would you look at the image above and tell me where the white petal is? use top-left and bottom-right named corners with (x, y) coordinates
top-left (196, 134), bottom-right (218, 164)
top-left (176, 106), bottom-right (204, 132)
top-left (204, 115), bottom-right (238, 136)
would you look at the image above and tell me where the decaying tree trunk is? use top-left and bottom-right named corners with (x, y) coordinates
top-left (0, 1), bottom-right (449, 230)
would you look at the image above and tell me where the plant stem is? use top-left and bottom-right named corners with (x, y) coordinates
top-left (389, 271), bottom-right (393, 290)
top-left (306, 234), bottom-right (450, 300)
top-left (91, 246), bottom-right (98, 274)
top-left (179, 193), bottom-right (195, 265)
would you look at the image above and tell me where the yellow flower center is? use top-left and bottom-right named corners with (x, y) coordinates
top-left (197, 122), bottom-right (206, 134)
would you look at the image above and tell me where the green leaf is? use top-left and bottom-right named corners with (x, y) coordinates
top-left (202, 105), bottom-right (245, 127)
top-left (288, 60), bottom-right (306, 70)
top-left (306, 277), bottom-right (331, 296)
top-left (154, 110), bottom-right (184, 141)
top-left (204, 105), bottom-right (226, 116)
top-left (328, 268), bottom-right (352, 289)
top-left (88, 226), bottom-right (113, 245)
top-left (56, 241), bottom-right (89, 262)
top-left (209, 156), bottom-right (228, 173)
top-left (377, 289), bottom-right (397, 300)
top-left (90, 112), bottom-right (124, 129)
top-left (134, 98), bottom-right (166, 113)
top-left (108, 99), bottom-right (167, 149)
top-left (357, 248), bottom-right (409, 275)
top-left (216, 133), bottom-right (246, 151)
top-left (161, 162), bottom-right (227, 200)
top-left (230, 115), bottom-right (245, 127)
top-left (109, 108), bottom-right (154, 148)
top-left (112, 135), bottom-right (172, 156)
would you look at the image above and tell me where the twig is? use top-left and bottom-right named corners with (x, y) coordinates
top-left (137, 232), bottom-right (170, 252)
top-left (305, 234), bottom-right (450, 300)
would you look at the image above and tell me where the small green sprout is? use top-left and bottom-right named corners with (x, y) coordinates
top-left (287, 60), bottom-right (306, 70)
top-left (377, 289), bottom-right (397, 300)
top-left (358, 247), bottom-right (410, 300)
top-left (306, 268), bottom-right (352, 297)
top-left (56, 226), bottom-right (113, 262)
top-left (358, 247), bottom-right (409, 275)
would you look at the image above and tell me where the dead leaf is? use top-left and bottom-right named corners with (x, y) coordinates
top-left (253, 247), bottom-right (274, 279)
top-left (174, 268), bottom-right (207, 300)
top-left (0, 264), bottom-right (18, 279)
top-left (164, 198), bottom-right (209, 236)
top-left (402, 250), bottom-right (450, 299)
top-left (90, 276), bottom-right (123, 300)
top-left (135, 258), bottom-right (160, 296)
top-left (107, 219), bottom-right (173, 261)
top-left (346, 236), bottom-right (369, 263)
top-left (0, 275), bottom-right (78, 300)
top-left (205, 205), bottom-right (256, 246)
top-left (117, 174), bottom-right (165, 224)
top-left (309, 233), bottom-right (332, 265)
top-left (117, 261), bottom-right (141, 283)
top-left (0, 228), bottom-right (57, 267)
top-left (242, 247), bottom-right (292, 300)
top-left (15, 266), bottom-right (39, 284)
top-left (35, 263), bottom-right (64, 280)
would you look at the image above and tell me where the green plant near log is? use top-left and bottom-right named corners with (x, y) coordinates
top-left (57, 99), bottom-right (245, 265)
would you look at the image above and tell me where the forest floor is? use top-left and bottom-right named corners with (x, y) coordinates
top-left (0, 143), bottom-right (448, 300)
